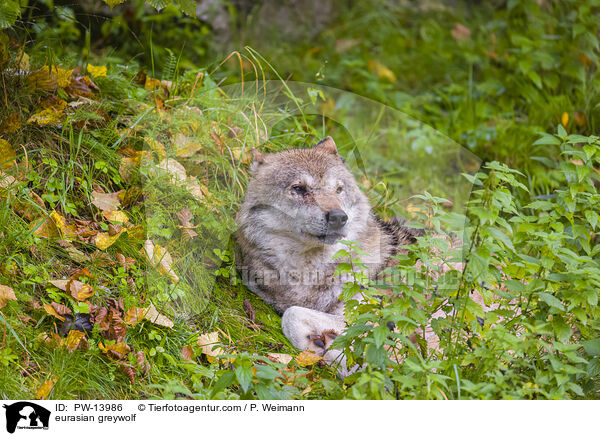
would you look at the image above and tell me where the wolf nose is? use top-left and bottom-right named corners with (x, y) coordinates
top-left (326, 209), bottom-right (348, 230)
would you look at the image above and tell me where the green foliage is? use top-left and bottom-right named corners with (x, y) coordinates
top-left (0, 0), bottom-right (21, 30)
top-left (329, 130), bottom-right (600, 399)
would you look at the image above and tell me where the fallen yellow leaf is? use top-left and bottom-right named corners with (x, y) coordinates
top-left (95, 228), bottom-right (126, 250)
top-left (36, 377), bottom-right (58, 399)
top-left (99, 341), bottom-right (131, 356)
top-left (0, 139), bottom-right (16, 167)
top-left (0, 113), bottom-right (21, 134)
top-left (55, 67), bottom-right (73, 88)
top-left (87, 64), bottom-right (107, 78)
top-left (43, 302), bottom-right (69, 321)
top-left (561, 112), bottom-right (569, 129)
top-left (124, 306), bottom-right (146, 325)
top-left (143, 239), bottom-right (179, 283)
top-left (63, 330), bottom-right (86, 351)
top-left (296, 350), bottom-right (323, 367)
top-left (27, 107), bottom-right (65, 126)
top-left (144, 77), bottom-right (162, 90)
top-left (368, 60), bottom-right (396, 83)
top-left (50, 210), bottom-right (77, 240)
top-left (102, 210), bottom-right (129, 224)
top-left (32, 215), bottom-right (60, 239)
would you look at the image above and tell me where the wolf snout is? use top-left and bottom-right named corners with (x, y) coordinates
top-left (326, 209), bottom-right (348, 230)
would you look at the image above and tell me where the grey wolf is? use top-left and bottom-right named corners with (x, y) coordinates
top-left (235, 137), bottom-right (422, 374)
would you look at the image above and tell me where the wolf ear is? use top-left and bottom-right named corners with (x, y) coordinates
top-left (314, 136), bottom-right (338, 155)
top-left (250, 147), bottom-right (265, 173)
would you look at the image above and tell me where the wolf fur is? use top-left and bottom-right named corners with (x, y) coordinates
top-left (235, 137), bottom-right (421, 374)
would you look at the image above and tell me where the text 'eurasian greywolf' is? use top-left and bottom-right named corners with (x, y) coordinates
top-left (235, 137), bottom-right (421, 374)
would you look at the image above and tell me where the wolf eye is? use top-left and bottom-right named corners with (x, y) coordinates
top-left (336, 186), bottom-right (344, 194)
top-left (291, 184), bottom-right (308, 196)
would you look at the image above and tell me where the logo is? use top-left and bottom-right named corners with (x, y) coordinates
top-left (2, 402), bottom-right (50, 434)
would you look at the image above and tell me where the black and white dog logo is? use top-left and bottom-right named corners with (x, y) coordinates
top-left (3, 402), bottom-right (51, 433)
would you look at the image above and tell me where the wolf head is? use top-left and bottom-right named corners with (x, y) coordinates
top-left (238, 137), bottom-right (371, 247)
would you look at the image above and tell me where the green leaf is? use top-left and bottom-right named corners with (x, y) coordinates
top-left (485, 227), bottom-right (514, 250)
top-left (557, 124), bottom-right (567, 138)
top-left (585, 210), bottom-right (598, 230)
top-left (0, 0), bottom-right (21, 29)
top-left (147, 0), bottom-right (170, 11)
top-left (235, 363), bottom-right (253, 393)
top-left (503, 279), bottom-right (525, 294)
top-left (373, 325), bottom-right (389, 348)
top-left (365, 344), bottom-right (387, 367)
top-left (552, 317), bottom-right (571, 342)
top-left (582, 339), bottom-right (600, 356)
top-left (538, 292), bottom-right (565, 311)
top-left (175, 0), bottom-right (196, 16)
top-left (210, 371), bottom-right (236, 397)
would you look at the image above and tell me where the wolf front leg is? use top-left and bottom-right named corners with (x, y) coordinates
top-left (281, 305), bottom-right (358, 377)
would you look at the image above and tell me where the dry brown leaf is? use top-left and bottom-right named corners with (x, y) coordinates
top-left (267, 353), bottom-right (293, 365)
top-left (156, 158), bottom-right (187, 182)
top-left (143, 303), bottom-right (174, 328)
top-left (116, 253), bottom-right (136, 270)
top-left (197, 331), bottom-right (225, 363)
top-left (123, 306), bottom-right (146, 325)
top-left (0, 170), bottom-right (17, 190)
top-left (181, 345), bottom-right (195, 361)
top-left (91, 190), bottom-right (123, 212)
top-left (57, 240), bottom-right (90, 263)
top-left (451, 22), bottom-right (471, 40)
top-left (574, 111), bottom-right (586, 127)
top-left (28, 66), bottom-right (58, 91)
top-left (48, 279), bottom-right (70, 291)
top-left (136, 350), bottom-right (150, 376)
top-left (0, 285), bottom-right (17, 308)
top-left (67, 280), bottom-right (94, 301)
top-left (36, 376), bottom-right (57, 400)
top-left (42, 302), bottom-right (72, 322)
top-left (296, 350), bottom-right (323, 367)
top-left (176, 206), bottom-right (198, 241)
